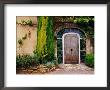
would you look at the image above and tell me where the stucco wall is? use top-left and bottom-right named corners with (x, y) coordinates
top-left (16, 16), bottom-right (37, 55)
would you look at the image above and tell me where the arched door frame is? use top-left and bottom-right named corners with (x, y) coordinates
top-left (62, 32), bottom-right (80, 64)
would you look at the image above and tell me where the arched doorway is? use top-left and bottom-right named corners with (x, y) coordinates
top-left (62, 33), bottom-right (80, 64)
top-left (57, 28), bottom-right (86, 64)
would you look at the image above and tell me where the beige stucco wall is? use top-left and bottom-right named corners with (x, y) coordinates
top-left (86, 38), bottom-right (94, 54)
top-left (16, 16), bottom-right (37, 55)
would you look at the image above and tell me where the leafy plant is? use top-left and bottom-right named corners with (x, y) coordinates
top-left (74, 16), bottom-right (94, 38)
top-left (46, 62), bottom-right (55, 69)
top-left (33, 50), bottom-right (37, 54)
top-left (22, 34), bottom-right (27, 40)
top-left (28, 31), bottom-right (31, 38)
top-left (27, 19), bottom-right (33, 26)
top-left (35, 16), bottom-right (55, 65)
top-left (16, 21), bottom-right (18, 24)
top-left (85, 54), bottom-right (94, 68)
top-left (36, 16), bottom-right (48, 57)
top-left (16, 55), bottom-right (40, 68)
top-left (20, 19), bottom-right (33, 26)
top-left (18, 39), bottom-right (23, 46)
top-left (21, 20), bottom-right (26, 25)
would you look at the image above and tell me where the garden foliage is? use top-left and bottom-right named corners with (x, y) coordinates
top-left (16, 55), bottom-right (40, 68)
top-left (74, 16), bottom-right (94, 38)
top-left (85, 54), bottom-right (94, 68)
top-left (35, 16), bottom-right (55, 63)
top-left (16, 55), bottom-right (56, 69)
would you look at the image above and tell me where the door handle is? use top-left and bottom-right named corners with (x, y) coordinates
top-left (70, 49), bottom-right (73, 54)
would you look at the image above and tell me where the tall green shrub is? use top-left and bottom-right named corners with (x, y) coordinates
top-left (46, 17), bottom-right (55, 61)
top-left (35, 16), bottom-right (54, 63)
top-left (85, 54), bottom-right (94, 68)
top-left (36, 16), bottom-right (48, 57)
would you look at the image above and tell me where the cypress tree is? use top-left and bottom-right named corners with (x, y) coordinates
top-left (36, 16), bottom-right (54, 63)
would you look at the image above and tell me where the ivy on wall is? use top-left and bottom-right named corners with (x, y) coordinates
top-left (73, 16), bottom-right (94, 38)
top-left (35, 16), bottom-right (54, 62)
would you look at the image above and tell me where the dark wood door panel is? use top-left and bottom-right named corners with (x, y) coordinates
top-left (64, 33), bottom-right (79, 64)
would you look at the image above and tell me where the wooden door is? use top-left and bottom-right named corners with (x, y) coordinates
top-left (64, 34), bottom-right (79, 64)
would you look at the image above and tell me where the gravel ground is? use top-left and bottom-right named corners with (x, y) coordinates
top-left (48, 63), bottom-right (94, 74)
top-left (17, 63), bottom-right (94, 74)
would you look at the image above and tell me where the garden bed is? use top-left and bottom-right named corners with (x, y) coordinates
top-left (16, 64), bottom-right (59, 74)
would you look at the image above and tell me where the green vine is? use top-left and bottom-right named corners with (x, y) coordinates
top-left (18, 19), bottom-right (33, 26)
top-left (22, 34), bottom-right (27, 40)
top-left (18, 39), bottom-right (23, 48)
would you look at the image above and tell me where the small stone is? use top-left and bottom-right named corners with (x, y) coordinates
top-left (32, 71), bottom-right (38, 73)
top-left (32, 67), bottom-right (38, 70)
top-left (39, 65), bottom-right (47, 68)
top-left (22, 70), bottom-right (27, 72)
top-left (28, 70), bottom-right (33, 72)
top-left (20, 68), bottom-right (25, 70)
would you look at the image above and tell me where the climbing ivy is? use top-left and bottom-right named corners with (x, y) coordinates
top-left (73, 16), bottom-right (94, 38)
top-left (35, 16), bottom-right (54, 63)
